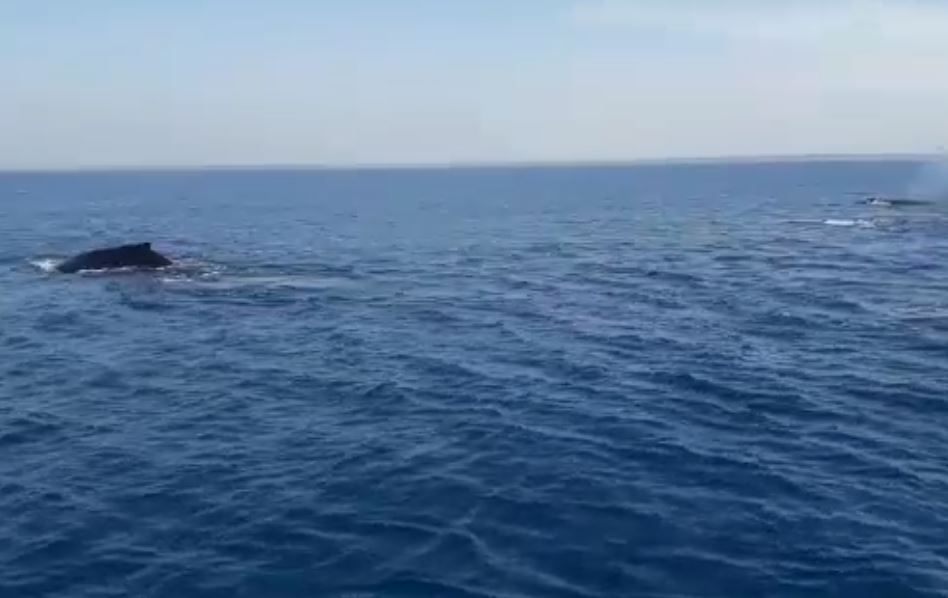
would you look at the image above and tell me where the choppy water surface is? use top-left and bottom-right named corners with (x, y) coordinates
top-left (2, 161), bottom-right (948, 597)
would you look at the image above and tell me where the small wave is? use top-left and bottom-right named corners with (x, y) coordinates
top-left (823, 219), bottom-right (874, 228)
top-left (158, 259), bottom-right (226, 280)
top-left (786, 218), bottom-right (877, 229)
top-left (161, 274), bottom-right (348, 291)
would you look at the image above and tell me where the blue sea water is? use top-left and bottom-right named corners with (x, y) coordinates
top-left (2, 161), bottom-right (948, 598)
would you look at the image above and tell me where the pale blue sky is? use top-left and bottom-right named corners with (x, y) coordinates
top-left (2, 0), bottom-right (947, 169)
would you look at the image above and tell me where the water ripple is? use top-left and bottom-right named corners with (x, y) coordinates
top-left (2, 164), bottom-right (948, 597)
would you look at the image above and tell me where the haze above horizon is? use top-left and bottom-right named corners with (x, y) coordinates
top-left (3, 1), bottom-right (948, 170)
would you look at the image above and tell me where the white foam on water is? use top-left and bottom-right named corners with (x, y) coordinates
top-left (29, 258), bottom-right (62, 273)
top-left (156, 260), bottom-right (226, 284)
top-left (823, 219), bottom-right (874, 228)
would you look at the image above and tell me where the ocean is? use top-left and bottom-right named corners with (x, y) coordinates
top-left (1, 161), bottom-right (947, 597)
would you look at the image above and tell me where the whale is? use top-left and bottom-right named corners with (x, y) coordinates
top-left (862, 196), bottom-right (933, 207)
top-left (56, 242), bottom-right (173, 273)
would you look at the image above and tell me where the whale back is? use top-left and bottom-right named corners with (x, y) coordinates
top-left (57, 242), bottom-right (173, 273)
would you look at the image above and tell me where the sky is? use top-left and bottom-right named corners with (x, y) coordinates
top-left (2, 0), bottom-right (948, 169)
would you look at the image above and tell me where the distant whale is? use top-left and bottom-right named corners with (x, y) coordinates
top-left (862, 196), bottom-right (933, 207)
top-left (56, 242), bottom-right (173, 273)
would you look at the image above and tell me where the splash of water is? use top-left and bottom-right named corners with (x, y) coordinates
top-left (29, 258), bottom-right (61, 273)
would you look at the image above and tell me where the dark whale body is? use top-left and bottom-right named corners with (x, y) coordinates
top-left (56, 242), bottom-right (173, 273)
top-left (862, 196), bottom-right (933, 207)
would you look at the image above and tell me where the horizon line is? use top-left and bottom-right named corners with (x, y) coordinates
top-left (0, 152), bottom-right (941, 175)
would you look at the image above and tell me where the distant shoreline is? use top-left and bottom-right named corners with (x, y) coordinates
top-left (0, 153), bottom-right (939, 175)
